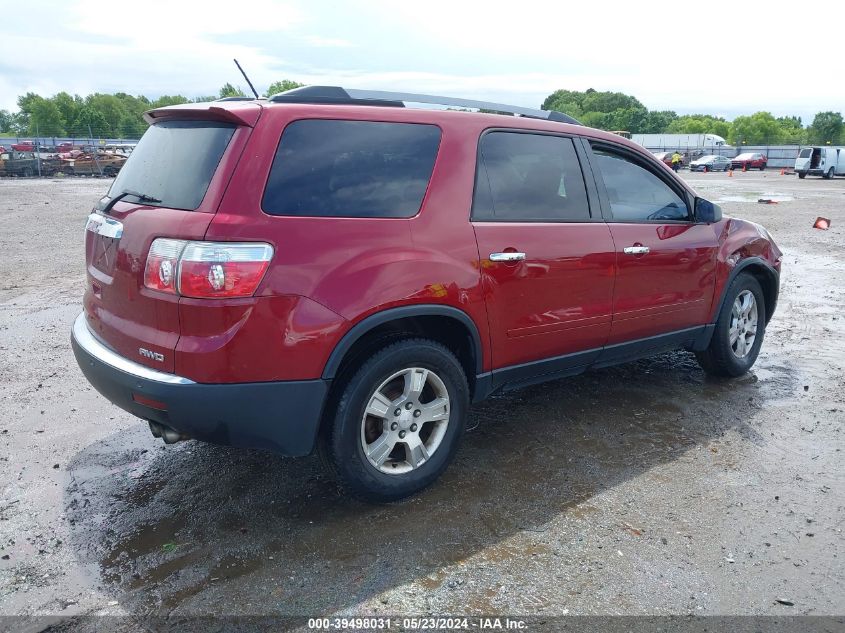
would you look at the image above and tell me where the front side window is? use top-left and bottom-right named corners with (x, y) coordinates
top-left (473, 132), bottom-right (589, 221)
top-left (262, 120), bottom-right (441, 218)
top-left (591, 146), bottom-right (690, 222)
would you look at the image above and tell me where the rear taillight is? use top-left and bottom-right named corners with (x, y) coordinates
top-left (143, 239), bottom-right (273, 298)
top-left (143, 238), bottom-right (185, 294)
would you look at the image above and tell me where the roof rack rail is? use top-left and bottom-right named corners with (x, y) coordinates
top-left (214, 96), bottom-right (266, 102)
top-left (268, 86), bottom-right (580, 125)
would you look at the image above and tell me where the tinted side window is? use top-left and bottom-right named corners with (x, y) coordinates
top-left (262, 120), bottom-right (441, 218)
top-left (473, 132), bottom-right (589, 221)
top-left (591, 146), bottom-right (689, 222)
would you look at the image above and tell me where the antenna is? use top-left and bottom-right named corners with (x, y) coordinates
top-left (233, 58), bottom-right (260, 99)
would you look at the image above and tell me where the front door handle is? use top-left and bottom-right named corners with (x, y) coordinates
top-left (490, 252), bottom-right (526, 262)
top-left (623, 246), bottom-right (650, 255)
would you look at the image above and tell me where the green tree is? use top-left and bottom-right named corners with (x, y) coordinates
top-left (667, 114), bottom-right (730, 139)
top-left (266, 79), bottom-right (304, 96)
top-left (0, 109), bottom-right (16, 133)
top-left (151, 95), bottom-right (191, 108)
top-left (218, 83), bottom-right (246, 98)
top-left (808, 111), bottom-right (843, 145)
top-left (24, 96), bottom-right (66, 136)
top-left (641, 110), bottom-right (678, 133)
top-left (729, 111), bottom-right (784, 145)
top-left (52, 92), bottom-right (83, 132)
top-left (69, 106), bottom-right (110, 138)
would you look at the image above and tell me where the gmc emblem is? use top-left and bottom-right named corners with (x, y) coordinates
top-left (139, 348), bottom-right (165, 363)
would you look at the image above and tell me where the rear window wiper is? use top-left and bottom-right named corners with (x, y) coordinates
top-left (100, 189), bottom-right (162, 214)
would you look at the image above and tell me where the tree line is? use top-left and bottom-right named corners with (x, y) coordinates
top-left (0, 80), bottom-right (302, 139)
top-left (1, 82), bottom-right (842, 146)
top-left (542, 88), bottom-right (844, 145)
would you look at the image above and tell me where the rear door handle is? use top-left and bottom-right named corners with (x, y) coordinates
top-left (490, 252), bottom-right (526, 262)
top-left (623, 246), bottom-right (650, 255)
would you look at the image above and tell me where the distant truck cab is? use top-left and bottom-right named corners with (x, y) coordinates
top-left (795, 146), bottom-right (844, 179)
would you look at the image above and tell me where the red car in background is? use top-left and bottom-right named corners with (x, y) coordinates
top-left (731, 152), bottom-right (767, 170)
top-left (11, 141), bottom-right (35, 151)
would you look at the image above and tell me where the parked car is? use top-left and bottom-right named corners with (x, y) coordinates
top-left (689, 155), bottom-right (731, 172)
top-left (60, 152), bottom-right (126, 176)
top-left (0, 151), bottom-right (58, 177)
top-left (71, 87), bottom-right (782, 501)
top-left (795, 146), bottom-right (844, 179)
top-left (731, 152), bottom-right (767, 170)
top-left (11, 141), bottom-right (35, 151)
top-left (55, 142), bottom-right (75, 153)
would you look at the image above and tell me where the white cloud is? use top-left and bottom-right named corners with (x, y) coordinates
top-left (302, 35), bottom-right (353, 48)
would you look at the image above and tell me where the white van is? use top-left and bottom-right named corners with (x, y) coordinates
top-left (795, 146), bottom-right (845, 179)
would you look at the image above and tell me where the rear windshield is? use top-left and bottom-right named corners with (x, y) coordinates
top-left (262, 119), bottom-right (441, 218)
top-left (107, 120), bottom-right (235, 210)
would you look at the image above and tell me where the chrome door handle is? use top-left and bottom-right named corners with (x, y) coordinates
top-left (489, 252), bottom-right (526, 262)
top-left (623, 246), bottom-right (650, 255)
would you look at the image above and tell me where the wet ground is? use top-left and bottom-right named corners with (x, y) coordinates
top-left (0, 172), bottom-right (843, 628)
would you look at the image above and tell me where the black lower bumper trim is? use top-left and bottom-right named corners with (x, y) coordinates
top-left (71, 329), bottom-right (328, 456)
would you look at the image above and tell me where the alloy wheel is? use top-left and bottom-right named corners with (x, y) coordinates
top-left (730, 290), bottom-right (758, 358)
top-left (360, 367), bottom-right (450, 474)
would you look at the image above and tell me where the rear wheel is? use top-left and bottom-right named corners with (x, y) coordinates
top-left (321, 338), bottom-right (469, 502)
top-left (798, 171), bottom-right (806, 179)
top-left (760, 164), bottom-right (766, 171)
top-left (696, 273), bottom-right (766, 377)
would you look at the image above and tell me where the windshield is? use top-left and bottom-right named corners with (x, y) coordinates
top-left (735, 153), bottom-right (754, 160)
top-left (107, 120), bottom-right (235, 210)
top-left (799, 148), bottom-right (812, 158)
top-left (697, 155), bottom-right (717, 162)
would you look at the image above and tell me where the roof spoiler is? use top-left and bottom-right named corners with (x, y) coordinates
top-left (143, 102), bottom-right (262, 127)
top-left (268, 86), bottom-right (581, 125)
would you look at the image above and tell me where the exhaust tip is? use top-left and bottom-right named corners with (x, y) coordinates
top-left (148, 421), bottom-right (190, 444)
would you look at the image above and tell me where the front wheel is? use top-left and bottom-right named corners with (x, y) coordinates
top-left (321, 338), bottom-right (469, 502)
top-left (798, 171), bottom-right (806, 179)
top-left (696, 273), bottom-right (766, 377)
top-left (824, 167), bottom-right (834, 180)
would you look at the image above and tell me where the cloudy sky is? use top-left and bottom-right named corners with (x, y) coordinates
top-left (2, 0), bottom-right (843, 121)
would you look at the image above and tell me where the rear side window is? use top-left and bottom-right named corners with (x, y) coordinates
top-left (108, 120), bottom-right (235, 210)
top-left (591, 146), bottom-right (690, 222)
top-left (262, 120), bottom-right (441, 218)
top-left (473, 132), bottom-right (589, 221)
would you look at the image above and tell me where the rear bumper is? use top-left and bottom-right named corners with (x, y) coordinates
top-left (71, 313), bottom-right (328, 456)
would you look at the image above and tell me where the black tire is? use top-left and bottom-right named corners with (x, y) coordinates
top-left (824, 167), bottom-right (834, 180)
top-left (321, 338), bottom-right (469, 502)
top-left (760, 164), bottom-right (765, 171)
top-left (695, 273), bottom-right (766, 377)
top-left (798, 171), bottom-right (806, 179)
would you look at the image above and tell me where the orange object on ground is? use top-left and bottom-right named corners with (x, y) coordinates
top-left (814, 217), bottom-right (831, 230)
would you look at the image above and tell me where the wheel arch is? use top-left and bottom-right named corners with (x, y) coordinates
top-left (715, 257), bottom-right (779, 325)
top-left (321, 305), bottom-right (485, 398)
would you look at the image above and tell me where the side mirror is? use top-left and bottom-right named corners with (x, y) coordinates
top-left (695, 198), bottom-right (722, 224)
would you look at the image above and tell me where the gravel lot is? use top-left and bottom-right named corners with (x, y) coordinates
top-left (0, 172), bottom-right (843, 629)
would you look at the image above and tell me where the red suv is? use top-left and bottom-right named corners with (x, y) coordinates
top-left (72, 87), bottom-right (782, 501)
top-left (731, 152), bottom-right (767, 170)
